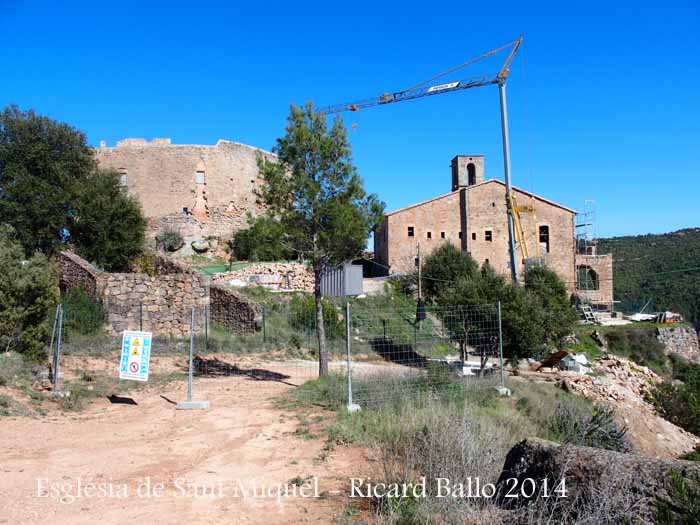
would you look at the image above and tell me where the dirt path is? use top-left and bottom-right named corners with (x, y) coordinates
top-left (0, 374), bottom-right (370, 524)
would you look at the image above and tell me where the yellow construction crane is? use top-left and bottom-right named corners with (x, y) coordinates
top-left (319, 36), bottom-right (537, 282)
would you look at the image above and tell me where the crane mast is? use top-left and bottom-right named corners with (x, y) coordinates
top-left (319, 36), bottom-right (525, 284)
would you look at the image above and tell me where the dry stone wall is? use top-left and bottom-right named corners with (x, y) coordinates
top-left (657, 325), bottom-right (700, 363)
top-left (58, 251), bottom-right (100, 296)
top-left (57, 252), bottom-right (208, 336)
top-left (209, 285), bottom-right (262, 334)
top-left (102, 272), bottom-right (207, 336)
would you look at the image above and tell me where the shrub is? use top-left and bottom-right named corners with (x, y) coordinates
top-left (421, 245), bottom-right (577, 360)
top-left (71, 169), bottom-right (147, 272)
top-left (289, 295), bottom-right (343, 339)
top-left (133, 251), bottom-right (156, 276)
top-left (61, 286), bottom-right (104, 336)
top-left (649, 363), bottom-right (700, 436)
top-left (606, 328), bottom-right (669, 375)
top-left (0, 224), bottom-right (59, 360)
top-left (232, 214), bottom-right (295, 261)
top-left (156, 227), bottom-right (184, 252)
top-left (0, 352), bottom-right (31, 386)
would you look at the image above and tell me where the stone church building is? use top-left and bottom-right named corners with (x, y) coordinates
top-left (374, 155), bottom-right (614, 307)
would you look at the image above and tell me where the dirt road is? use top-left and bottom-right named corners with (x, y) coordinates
top-left (0, 373), bottom-right (370, 524)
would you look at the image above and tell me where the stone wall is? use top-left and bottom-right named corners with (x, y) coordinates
top-left (95, 138), bottom-right (276, 241)
top-left (57, 252), bottom-right (208, 336)
top-left (657, 325), bottom-right (700, 363)
top-left (575, 253), bottom-right (614, 307)
top-left (102, 272), bottom-right (208, 336)
top-left (209, 285), bottom-right (261, 334)
top-left (57, 251), bottom-right (101, 296)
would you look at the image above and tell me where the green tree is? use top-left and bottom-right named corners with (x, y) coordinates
top-left (524, 265), bottom-right (578, 347)
top-left (0, 224), bottom-right (59, 360)
top-left (0, 105), bottom-right (96, 254)
top-left (233, 214), bottom-right (295, 261)
top-left (421, 243), bottom-right (478, 300)
top-left (422, 246), bottom-right (575, 359)
top-left (257, 103), bottom-right (384, 376)
top-left (71, 169), bottom-right (146, 271)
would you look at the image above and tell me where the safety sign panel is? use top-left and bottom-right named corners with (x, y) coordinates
top-left (119, 331), bottom-right (152, 381)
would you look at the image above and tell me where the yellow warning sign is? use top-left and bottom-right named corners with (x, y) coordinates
top-left (133, 339), bottom-right (141, 347)
top-left (132, 348), bottom-right (140, 356)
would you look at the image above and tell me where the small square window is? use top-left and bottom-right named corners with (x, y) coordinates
top-left (440, 232), bottom-right (445, 239)
top-left (407, 227), bottom-right (414, 237)
top-left (485, 230), bottom-right (492, 242)
top-left (471, 232), bottom-right (477, 241)
top-left (427, 231), bottom-right (432, 239)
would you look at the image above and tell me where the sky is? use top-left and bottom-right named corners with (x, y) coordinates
top-left (1, 0), bottom-right (698, 238)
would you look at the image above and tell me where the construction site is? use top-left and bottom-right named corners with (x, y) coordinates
top-left (3, 9), bottom-right (700, 523)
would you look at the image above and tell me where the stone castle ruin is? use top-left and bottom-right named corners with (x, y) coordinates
top-left (96, 138), bottom-right (276, 247)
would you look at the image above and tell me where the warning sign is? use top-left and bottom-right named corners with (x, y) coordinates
top-left (119, 331), bottom-right (152, 381)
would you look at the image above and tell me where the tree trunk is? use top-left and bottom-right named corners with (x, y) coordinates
top-left (314, 270), bottom-right (328, 377)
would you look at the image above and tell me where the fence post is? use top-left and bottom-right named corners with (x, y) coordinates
top-left (262, 306), bottom-right (267, 344)
top-left (346, 301), bottom-right (360, 412)
top-left (176, 306), bottom-right (209, 410)
top-left (51, 304), bottom-right (63, 396)
top-left (496, 301), bottom-right (510, 396)
top-left (204, 304), bottom-right (209, 351)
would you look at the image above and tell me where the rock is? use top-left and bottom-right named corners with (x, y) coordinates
top-left (495, 438), bottom-right (700, 523)
top-left (591, 330), bottom-right (606, 347)
top-left (191, 239), bottom-right (209, 253)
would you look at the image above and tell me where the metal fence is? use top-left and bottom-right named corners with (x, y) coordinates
top-left (51, 293), bottom-right (505, 409)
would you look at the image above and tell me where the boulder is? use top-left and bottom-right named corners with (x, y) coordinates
top-left (495, 438), bottom-right (700, 523)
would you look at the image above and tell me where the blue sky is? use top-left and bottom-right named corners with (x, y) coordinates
top-left (2, 1), bottom-right (698, 238)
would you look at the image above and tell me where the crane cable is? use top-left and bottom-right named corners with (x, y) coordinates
top-left (398, 39), bottom-right (520, 95)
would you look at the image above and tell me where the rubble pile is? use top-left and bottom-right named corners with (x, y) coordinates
top-left (212, 262), bottom-right (314, 292)
top-left (560, 355), bottom-right (661, 407)
top-left (514, 353), bottom-right (700, 457)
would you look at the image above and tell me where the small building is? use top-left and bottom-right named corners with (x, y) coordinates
top-left (373, 155), bottom-right (614, 308)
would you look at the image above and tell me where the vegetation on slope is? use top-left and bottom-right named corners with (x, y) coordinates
top-left (598, 227), bottom-right (700, 328)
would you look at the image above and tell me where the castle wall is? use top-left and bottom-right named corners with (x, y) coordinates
top-left (95, 139), bottom-right (275, 240)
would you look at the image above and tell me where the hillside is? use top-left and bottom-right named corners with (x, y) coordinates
top-left (598, 228), bottom-right (700, 327)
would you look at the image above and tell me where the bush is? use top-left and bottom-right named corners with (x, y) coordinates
top-left (0, 224), bottom-right (59, 360)
top-left (133, 251), bottom-right (156, 276)
top-left (420, 245), bottom-right (577, 360)
top-left (61, 286), bottom-right (104, 336)
top-left (649, 362), bottom-right (700, 436)
top-left (289, 295), bottom-right (343, 339)
top-left (232, 214), bottom-right (295, 261)
top-left (606, 328), bottom-right (669, 376)
top-left (515, 382), bottom-right (631, 452)
top-left (71, 169), bottom-right (147, 272)
top-left (156, 227), bottom-right (184, 252)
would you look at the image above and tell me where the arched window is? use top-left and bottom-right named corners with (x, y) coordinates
top-left (467, 163), bottom-right (476, 185)
top-left (576, 266), bottom-right (599, 291)
top-left (539, 225), bottom-right (550, 253)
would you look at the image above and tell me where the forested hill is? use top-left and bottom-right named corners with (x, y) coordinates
top-left (597, 228), bottom-right (700, 327)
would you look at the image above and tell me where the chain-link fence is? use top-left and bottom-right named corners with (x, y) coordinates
top-left (51, 291), bottom-right (504, 409)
